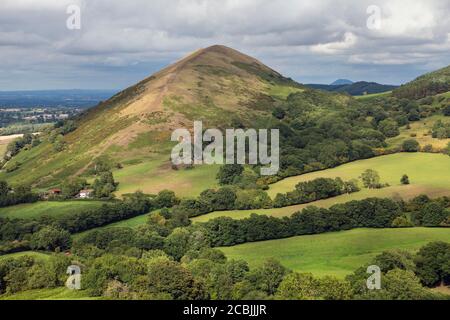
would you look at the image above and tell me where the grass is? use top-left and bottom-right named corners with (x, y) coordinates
top-left (0, 200), bottom-right (107, 219)
top-left (0, 251), bottom-right (50, 262)
top-left (220, 228), bottom-right (450, 278)
top-left (194, 153), bottom-right (450, 222)
top-left (386, 115), bottom-right (450, 151)
top-left (102, 213), bottom-right (152, 228)
top-left (354, 91), bottom-right (391, 100)
top-left (268, 85), bottom-right (304, 99)
top-left (72, 209), bottom-right (159, 240)
top-left (0, 287), bottom-right (98, 300)
top-left (192, 193), bottom-right (375, 222)
top-left (114, 156), bottom-right (219, 198)
top-left (269, 153), bottom-right (450, 199)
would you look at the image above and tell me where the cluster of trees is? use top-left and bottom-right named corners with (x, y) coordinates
top-left (273, 177), bottom-right (359, 207)
top-left (1, 232), bottom-right (448, 300)
top-left (346, 242), bottom-right (450, 299)
top-left (359, 169), bottom-right (388, 189)
top-left (2, 133), bottom-right (41, 171)
top-left (407, 196), bottom-right (450, 227)
top-left (432, 120), bottom-right (450, 139)
top-left (0, 181), bottom-right (38, 208)
top-left (377, 119), bottom-right (399, 138)
top-left (60, 178), bottom-right (88, 199)
top-left (56, 160), bottom-right (119, 199)
top-left (402, 139), bottom-right (420, 152)
top-left (203, 198), bottom-right (402, 247)
top-left (0, 254), bottom-right (72, 294)
top-left (4, 134), bottom-right (38, 161)
top-left (172, 187), bottom-right (237, 218)
top-left (54, 119), bottom-right (77, 136)
top-left (48, 120), bottom-right (78, 152)
top-left (92, 171), bottom-right (117, 199)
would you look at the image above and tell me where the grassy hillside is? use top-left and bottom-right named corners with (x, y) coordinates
top-left (0, 200), bottom-right (107, 219)
top-left (393, 65), bottom-right (450, 99)
top-left (193, 153), bottom-right (450, 222)
top-left (0, 45), bottom-right (302, 190)
top-left (220, 228), bottom-right (450, 278)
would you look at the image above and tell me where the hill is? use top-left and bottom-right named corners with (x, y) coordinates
top-left (330, 79), bottom-right (353, 85)
top-left (393, 65), bottom-right (450, 99)
top-left (0, 45), bottom-right (304, 188)
top-left (306, 81), bottom-right (397, 95)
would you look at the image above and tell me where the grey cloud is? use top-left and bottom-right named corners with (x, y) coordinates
top-left (0, 0), bottom-right (449, 89)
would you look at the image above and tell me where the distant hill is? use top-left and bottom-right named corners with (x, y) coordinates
top-left (306, 81), bottom-right (398, 96)
top-left (393, 65), bottom-right (450, 99)
top-left (330, 79), bottom-right (353, 85)
top-left (0, 90), bottom-right (118, 108)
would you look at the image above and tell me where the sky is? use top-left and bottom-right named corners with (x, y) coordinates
top-left (0, 0), bottom-right (449, 90)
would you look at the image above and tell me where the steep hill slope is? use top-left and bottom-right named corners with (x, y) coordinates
top-left (0, 45), bottom-right (304, 188)
top-left (393, 65), bottom-right (450, 99)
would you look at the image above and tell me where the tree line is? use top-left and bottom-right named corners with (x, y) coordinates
top-left (202, 196), bottom-right (450, 247)
top-left (0, 237), bottom-right (448, 300)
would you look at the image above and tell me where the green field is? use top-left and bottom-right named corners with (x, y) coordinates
top-left (114, 157), bottom-right (219, 198)
top-left (72, 210), bottom-right (158, 241)
top-left (220, 228), bottom-right (450, 278)
top-left (354, 91), bottom-right (392, 100)
top-left (192, 193), bottom-right (373, 222)
top-left (269, 153), bottom-right (450, 198)
top-left (193, 153), bottom-right (450, 222)
top-left (0, 200), bottom-right (108, 219)
top-left (0, 287), bottom-right (98, 300)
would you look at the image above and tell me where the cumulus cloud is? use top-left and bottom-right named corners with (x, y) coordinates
top-left (311, 32), bottom-right (358, 54)
top-left (0, 0), bottom-right (449, 89)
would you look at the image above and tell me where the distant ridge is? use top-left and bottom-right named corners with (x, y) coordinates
top-left (330, 79), bottom-right (353, 85)
top-left (306, 81), bottom-right (398, 96)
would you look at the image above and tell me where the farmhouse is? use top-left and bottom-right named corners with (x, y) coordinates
top-left (78, 189), bottom-right (93, 199)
